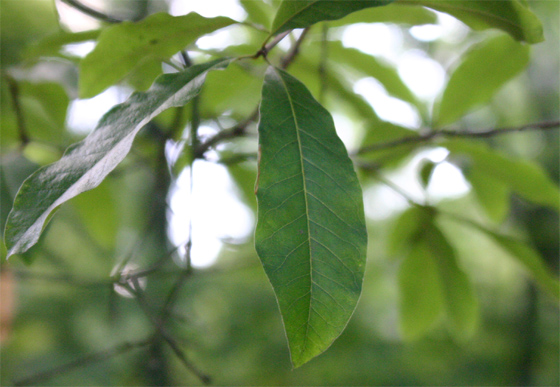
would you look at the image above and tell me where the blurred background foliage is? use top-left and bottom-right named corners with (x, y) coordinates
top-left (1, 0), bottom-right (558, 385)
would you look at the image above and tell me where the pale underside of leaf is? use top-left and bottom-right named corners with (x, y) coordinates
top-left (256, 66), bottom-right (367, 367)
top-left (4, 58), bottom-right (231, 258)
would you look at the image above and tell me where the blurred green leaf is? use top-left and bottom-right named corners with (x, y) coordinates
top-left (445, 139), bottom-right (560, 211)
top-left (387, 205), bottom-right (431, 256)
top-left (419, 159), bottom-right (437, 189)
top-left (435, 35), bottom-right (530, 127)
top-left (329, 2), bottom-right (437, 26)
top-left (4, 58), bottom-right (231, 258)
top-left (79, 12), bottom-right (236, 98)
top-left (240, 0), bottom-right (273, 29)
top-left (464, 164), bottom-right (510, 223)
top-left (426, 223), bottom-right (479, 339)
top-left (401, 0), bottom-right (544, 43)
top-left (325, 41), bottom-right (420, 110)
top-left (466, 222), bottom-right (559, 299)
top-left (256, 66), bottom-right (367, 367)
top-left (271, 0), bottom-right (395, 35)
top-left (24, 30), bottom-right (100, 61)
top-left (398, 237), bottom-right (443, 339)
top-left (1, 80), bottom-right (70, 150)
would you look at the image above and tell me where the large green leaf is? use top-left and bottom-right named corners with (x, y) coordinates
top-left (270, 0), bottom-right (395, 35)
top-left (445, 139), bottom-right (560, 211)
top-left (4, 58), bottom-right (231, 258)
top-left (435, 35), bottom-right (530, 127)
top-left (400, 0), bottom-right (544, 43)
top-left (79, 12), bottom-right (235, 98)
top-left (255, 66), bottom-right (367, 367)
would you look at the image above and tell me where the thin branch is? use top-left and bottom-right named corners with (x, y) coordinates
top-left (194, 110), bottom-right (259, 158)
top-left (4, 74), bottom-right (30, 146)
top-left (354, 120), bottom-right (560, 156)
top-left (13, 338), bottom-right (153, 386)
top-left (280, 27), bottom-right (310, 69)
top-left (59, 0), bottom-right (125, 23)
top-left (255, 30), bottom-right (291, 59)
top-left (126, 282), bottom-right (211, 385)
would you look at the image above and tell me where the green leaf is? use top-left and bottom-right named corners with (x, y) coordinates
top-left (387, 205), bottom-right (431, 256)
top-left (325, 41), bottom-right (420, 110)
top-left (4, 58), bottom-right (231, 258)
top-left (401, 0), bottom-right (544, 43)
top-left (426, 223), bottom-right (479, 338)
top-left (24, 29), bottom-right (100, 61)
top-left (271, 0), bottom-right (395, 35)
top-left (435, 35), bottom-right (530, 127)
top-left (445, 139), bottom-right (560, 211)
top-left (79, 12), bottom-right (236, 98)
top-left (240, 0), bottom-right (273, 29)
top-left (398, 237), bottom-right (443, 340)
top-left (255, 66), bottom-right (367, 367)
top-left (419, 159), bottom-right (437, 189)
top-left (466, 222), bottom-right (559, 299)
top-left (464, 165), bottom-right (510, 223)
top-left (329, 2), bottom-right (437, 27)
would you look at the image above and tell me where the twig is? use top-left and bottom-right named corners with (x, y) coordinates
top-left (255, 30), bottom-right (291, 59)
top-left (194, 110), bottom-right (259, 158)
top-left (280, 27), bottom-right (310, 69)
top-left (4, 74), bottom-right (30, 146)
top-left (354, 120), bottom-right (560, 156)
top-left (13, 338), bottom-right (153, 386)
top-left (126, 282), bottom-right (211, 384)
top-left (59, 0), bottom-right (125, 23)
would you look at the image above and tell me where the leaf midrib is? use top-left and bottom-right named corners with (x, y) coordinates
top-left (275, 67), bottom-right (315, 357)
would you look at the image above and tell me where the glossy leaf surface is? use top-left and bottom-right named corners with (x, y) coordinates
top-left (436, 35), bottom-right (530, 127)
top-left (79, 12), bottom-right (235, 98)
top-left (4, 58), bottom-right (230, 258)
top-left (256, 66), bottom-right (367, 367)
top-left (401, 0), bottom-right (544, 43)
top-left (271, 0), bottom-right (395, 35)
top-left (329, 2), bottom-right (437, 27)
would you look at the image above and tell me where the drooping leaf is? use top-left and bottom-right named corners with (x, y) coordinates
top-left (401, 0), bottom-right (544, 43)
top-left (255, 66), bottom-right (367, 367)
top-left (465, 222), bottom-right (559, 299)
top-left (4, 58), bottom-right (231, 258)
top-left (426, 222), bottom-right (479, 338)
top-left (464, 165), bottom-right (510, 223)
top-left (445, 139), bottom-right (560, 211)
top-left (398, 237), bottom-right (443, 339)
top-left (435, 35), bottom-right (530, 127)
top-left (270, 0), bottom-right (395, 35)
top-left (79, 12), bottom-right (236, 98)
top-left (329, 2), bottom-right (437, 27)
